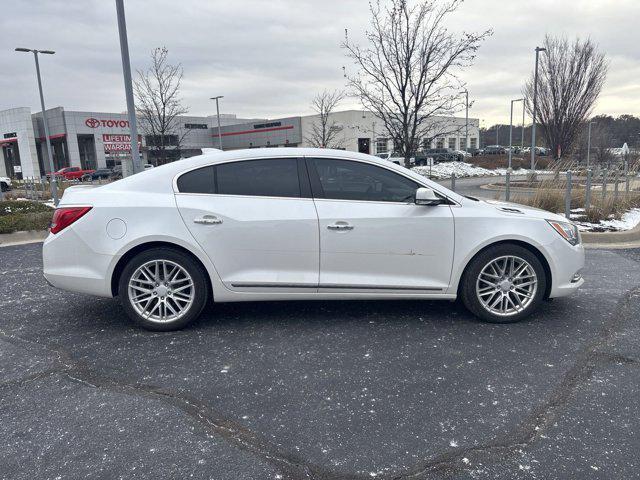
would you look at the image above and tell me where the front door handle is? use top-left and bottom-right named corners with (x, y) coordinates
top-left (194, 215), bottom-right (222, 225)
top-left (327, 222), bottom-right (354, 231)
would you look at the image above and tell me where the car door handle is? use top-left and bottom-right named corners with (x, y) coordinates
top-left (327, 222), bottom-right (354, 231)
top-left (194, 215), bottom-right (223, 225)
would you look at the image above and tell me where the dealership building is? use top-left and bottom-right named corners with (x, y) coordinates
top-left (217, 110), bottom-right (479, 156)
top-left (0, 106), bottom-right (478, 179)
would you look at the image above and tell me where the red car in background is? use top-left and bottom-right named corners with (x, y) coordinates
top-left (49, 166), bottom-right (95, 181)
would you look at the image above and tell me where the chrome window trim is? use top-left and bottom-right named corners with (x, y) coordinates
top-left (171, 153), bottom-right (461, 207)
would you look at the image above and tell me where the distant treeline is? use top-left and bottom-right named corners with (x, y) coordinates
top-left (481, 114), bottom-right (640, 150)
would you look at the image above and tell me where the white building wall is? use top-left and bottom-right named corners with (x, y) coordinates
top-left (300, 110), bottom-right (480, 154)
top-left (0, 107), bottom-right (40, 178)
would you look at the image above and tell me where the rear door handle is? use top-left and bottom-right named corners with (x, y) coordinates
top-left (194, 215), bottom-right (223, 225)
top-left (327, 222), bottom-right (354, 231)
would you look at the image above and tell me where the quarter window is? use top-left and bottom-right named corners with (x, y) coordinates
top-left (176, 165), bottom-right (215, 194)
top-left (310, 158), bottom-right (419, 202)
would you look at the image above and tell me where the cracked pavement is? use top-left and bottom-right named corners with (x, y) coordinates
top-left (1, 243), bottom-right (639, 479)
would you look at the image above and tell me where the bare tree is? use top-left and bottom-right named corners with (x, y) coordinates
top-left (305, 90), bottom-right (346, 148)
top-left (134, 47), bottom-right (189, 165)
top-left (342, 0), bottom-right (491, 167)
top-left (524, 36), bottom-right (607, 159)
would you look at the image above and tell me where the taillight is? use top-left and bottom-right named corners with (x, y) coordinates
top-left (50, 207), bottom-right (92, 234)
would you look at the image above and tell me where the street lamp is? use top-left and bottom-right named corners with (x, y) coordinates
top-left (509, 99), bottom-right (524, 169)
top-left (459, 88), bottom-right (469, 152)
top-left (15, 47), bottom-right (58, 205)
top-left (530, 46), bottom-right (547, 170)
top-left (210, 96), bottom-right (224, 150)
top-left (495, 124), bottom-right (500, 145)
top-left (586, 120), bottom-right (595, 169)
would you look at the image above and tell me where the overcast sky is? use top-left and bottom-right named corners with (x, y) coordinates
top-left (1, 0), bottom-right (639, 126)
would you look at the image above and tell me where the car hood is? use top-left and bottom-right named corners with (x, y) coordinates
top-left (480, 198), bottom-right (569, 223)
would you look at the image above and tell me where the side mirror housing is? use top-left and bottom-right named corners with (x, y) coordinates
top-left (415, 187), bottom-right (442, 205)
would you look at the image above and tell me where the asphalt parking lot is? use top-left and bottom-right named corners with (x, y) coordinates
top-left (1, 243), bottom-right (639, 479)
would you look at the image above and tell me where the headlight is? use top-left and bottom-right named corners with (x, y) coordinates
top-left (547, 220), bottom-right (580, 246)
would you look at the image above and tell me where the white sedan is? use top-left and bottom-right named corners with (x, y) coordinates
top-left (43, 148), bottom-right (584, 331)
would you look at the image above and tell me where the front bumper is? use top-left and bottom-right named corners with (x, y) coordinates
top-left (545, 237), bottom-right (585, 298)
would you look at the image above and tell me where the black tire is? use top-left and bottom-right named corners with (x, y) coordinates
top-left (118, 247), bottom-right (209, 331)
top-left (460, 244), bottom-right (547, 324)
top-left (0, 182), bottom-right (8, 192)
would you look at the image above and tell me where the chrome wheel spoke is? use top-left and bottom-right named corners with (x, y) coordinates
top-left (128, 259), bottom-right (195, 323)
top-left (475, 255), bottom-right (537, 317)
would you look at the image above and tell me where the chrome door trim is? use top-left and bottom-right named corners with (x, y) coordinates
top-left (231, 282), bottom-right (443, 291)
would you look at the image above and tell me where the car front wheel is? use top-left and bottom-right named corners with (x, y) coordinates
top-left (460, 244), bottom-right (546, 323)
top-left (118, 247), bottom-right (209, 331)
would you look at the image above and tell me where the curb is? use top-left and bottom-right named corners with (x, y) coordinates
top-left (0, 230), bottom-right (48, 247)
top-left (581, 222), bottom-right (640, 246)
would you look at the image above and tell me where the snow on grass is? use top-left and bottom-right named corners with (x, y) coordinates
top-left (573, 208), bottom-right (640, 232)
top-left (413, 162), bottom-right (495, 179)
top-left (412, 162), bottom-right (551, 180)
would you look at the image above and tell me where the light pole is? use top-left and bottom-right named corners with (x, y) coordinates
top-left (586, 121), bottom-right (595, 169)
top-left (15, 47), bottom-right (58, 205)
top-left (521, 101), bottom-right (525, 149)
top-left (115, 0), bottom-right (143, 175)
top-left (460, 88), bottom-right (469, 152)
top-left (509, 99), bottom-right (524, 169)
top-left (530, 46), bottom-right (546, 170)
top-left (371, 121), bottom-right (377, 155)
top-left (210, 96), bottom-right (224, 149)
top-left (495, 124), bottom-right (500, 145)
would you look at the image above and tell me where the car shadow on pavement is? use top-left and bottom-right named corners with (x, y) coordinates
top-left (80, 293), bottom-right (564, 334)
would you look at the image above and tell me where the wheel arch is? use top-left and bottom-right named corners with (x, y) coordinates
top-left (456, 239), bottom-right (553, 299)
top-left (110, 240), bottom-right (213, 298)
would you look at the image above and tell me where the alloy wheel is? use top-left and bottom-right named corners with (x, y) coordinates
top-left (127, 259), bottom-right (195, 323)
top-left (475, 255), bottom-right (538, 317)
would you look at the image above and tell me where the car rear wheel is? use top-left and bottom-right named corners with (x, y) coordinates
top-left (118, 247), bottom-right (208, 331)
top-left (460, 244), bottom-right (546, 323)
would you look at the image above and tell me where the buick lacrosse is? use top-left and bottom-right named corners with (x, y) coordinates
top-left (43, 148), bottom-right (584, 331)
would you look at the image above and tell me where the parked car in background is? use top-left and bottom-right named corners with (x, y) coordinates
top-left (43, 148), bottom-right (584, 331)
top-left (376, 152), bottom-right (414, 166)
top-left (416, 148), bottom-right (463, 164)
top-left (521, 146), bottom-right (548, 156)
top-left (483, 145), bottom-right (507, 155)
top-left (49, 166), bottom-right (96, 181)
top-left (82, 168), bottom-right (114, 182)
top-left (535, 147), bottom-right (549, 156)
top-left (454, 149), bottom-right (472, 159)
top-left (0, 176), bottom-right (11, 192)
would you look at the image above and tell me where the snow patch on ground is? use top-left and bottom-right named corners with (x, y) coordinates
top-left (412, 162), bottom-right (550, 180)
top-left (573, 208), bottom-right (640, 232)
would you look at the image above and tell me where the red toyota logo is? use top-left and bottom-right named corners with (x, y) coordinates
top-left (85, 118), bottom-right (100, 128)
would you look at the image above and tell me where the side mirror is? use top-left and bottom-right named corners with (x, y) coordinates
top-left (415, 187), bottom-right (442, 205)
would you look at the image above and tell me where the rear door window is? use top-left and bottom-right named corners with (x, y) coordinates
top-left (216, 158), bottom-right (301, 198)
top-left (177, 158), bottom-right (304, 198)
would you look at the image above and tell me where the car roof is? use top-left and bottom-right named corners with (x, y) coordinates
top-left (99, 147), bottom-right (464, 202)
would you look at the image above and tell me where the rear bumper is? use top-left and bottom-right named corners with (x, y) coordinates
top-left (42, 229), bottom-right (114, 298)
